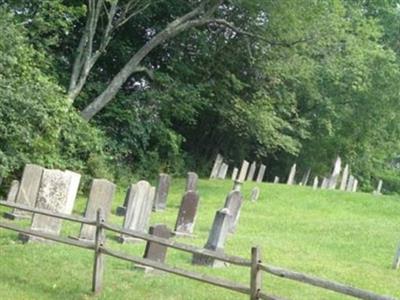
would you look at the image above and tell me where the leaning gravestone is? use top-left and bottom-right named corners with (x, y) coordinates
top-left (63, 170), bottom-right (81, 214)
top-left (120, 181), bottom-right (155, 243)
top-left (238, 160), bottom-right (249, 182)
top-left (246, 161), bottom-right (256, 181)
top-left (174, 191), bottom-right (200, 236)
top-left (300, 168), bottom-right (311, 186)
top-left (346, 175), bottom-right (355, 192)
top-left (352, 179), bottom-right (358, 192)
top-left (231, 167), bottom-right (238, 181)
top-left (223, 190), bottom-right (243, 233)
top-left (339, 164), bottom-right (349, 191)
top-left (373, 180), bottom-right (383, 195)
top-left (21, 169), bottom-right (70, 242)
top-left (256, 164), bottom-right (266, 183)
top-left (321, 177), bottom-right (328, 189)
top-left (185, 172), bottom-right (198, 192)
top-left (192, 208), bottom-right (230, 268)
top-left (250, 187), bottom-right (260, 202)
top-left (78, 179), bottom-right (116, 241)
top-left (287, 164), bottom-right (297, 185)
top-left (6, 180), bottom-right (19, 203)
top-left (312, 176), bottom-right (319, 190)
top-left (273, 176), bottom-right (279, 184)
top-left (217, 163), bottom-right (229, 179)
top-left (210, 154), bottom-right (224, 179)
top-left (328, 156), bottom-right (341, 189)
top-left (5, 164), bottom-right (44, 219)
top-left (153, 173), bottom-right (171, 211)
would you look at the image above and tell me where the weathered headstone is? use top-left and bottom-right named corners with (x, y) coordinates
top-left (217, 163), bottom-right (228, 179)
top-left (339, 164), bottom-right (349, 191)
top-left (116, 187), bottom-right (130, 216)
top-left (346, 175), bottom-right (355, 192)
top-left (393, 242), bottom-right (400, 270)
top-left (352, 179), bottom-right (358, 192)
top-left (174, 191), bottom-right (200, 236)
top-left (287, 164), bottom-right (297, 185)
top-left (21, 169), bottom-right (70, 242)
top-left (185, 172), bottom-right (198, 192)
top-left (5, 164), bottom-right (44, 219)
top-left (300, 169), bottom-right (311, 186)
top-left (328, 156), bottom-right (342, 189)
top-left (312, 176), bottom-right (319, 190)
top-left (223, 190), bottom-right (243, 233)
top-left (373, 180), bottom-right (383, 195)
top-left (6, 180), bottom-right (19, 203)
top-left (273, 176), bottom-right (279, 184)
top-left (63, 170), bottom-right (81, 214)
top-left (120, 181), bottom-right (155, 243)
top-left (256, 164), bottom-right (266, 183)
top-left (237, 160), bottom-right (249, 182)
top-left (231, 167), bottom-right (238, 181)
top-left (232, 180), bottom-right (242, 191)
top-left (153, 173), bottom-right (171, 211)
top-left (246, 161), bottom-right (256, 181)
top-left (192, 208), bottom-right (230, 268)
top-left (78, 179), bottom-right (116, 241)
top-left (250, 187), bottom-right (260, 202)
top-left (321, 177), bottom-right (328, 189)
top-left (210, 154), bottom-right (224, 179)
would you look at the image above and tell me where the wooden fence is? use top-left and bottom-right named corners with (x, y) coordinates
top-left (0, 200), bottom-right (397, 300)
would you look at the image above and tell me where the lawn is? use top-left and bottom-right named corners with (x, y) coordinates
top-left (0, 178), bottom-right (399, 299)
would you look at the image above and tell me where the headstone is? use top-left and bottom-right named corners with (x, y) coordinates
top-left (256, 164), bottom-right (266, 183)
top-left (6, 180), bottom-right (19, 203)
top-left (192, 208), bottom-right (230, 268)
top-left (210, 154), bottom-right (224, 179)
top-left (321, 177), bottom-right (328, 189)
top-left (312, 176), bottom-right (319, 190)
top-left (5, 164), bottom-right (44, 219)
top-left (174, 191), bottom-right (200, 236)
top-left (328, 156), bottom-right (341, 189)
top-left (339, 164), bottom-right (349, 191)
top-left (287, 164), bottom-right (296, 185)
top-left (217, 163), bottom-right (228, 179)
top-left (373, 180), bottom-right (383, 195)
top-left (63, 170), bottom-right (81, 214)
top-left (223, 190), bottom-right (243, 233)
top-left (185, 172), bottom-right (198, 192)
top-left (346, 175), bottom-right (355, 192)
top-left (237, 160), bottom-right (249, 182)
top-left (352, 179), bottom-right (358, 192)
top-left (393, 242), bottom-right (400, 270)
top-left (120, 181), bottom-right (155, 243)
top-left (300, 168), bottom-right (311, 186)
top-left (232, 180), bottom-right (242, 191)
top-left (246, 161), bottom-right (256, 181)
top-left (21, 169), bottom-right (70, 242)
top-left (231, 167), bottom-right (239, 181)
top-left (273, 176), bottom-right (279, 184)
top-left (116, 187), bottom-right (130, 216)
top-left (250, 187), bottom-right (260, 202)
top-left (153, 173), bottom-right (171, 211)
top-left (78, 179), bottom-right (116, 241)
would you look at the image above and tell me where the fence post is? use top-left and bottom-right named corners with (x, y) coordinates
top-left (250, 246), bottom-right (262, 300)
top-left (92, 208), bottom-right (105, 294)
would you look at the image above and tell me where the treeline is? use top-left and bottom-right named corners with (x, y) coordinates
top-left (1, 0), bottom-right (400, 192)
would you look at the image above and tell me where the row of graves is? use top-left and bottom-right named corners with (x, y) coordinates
top-left (2, 164), bottom-right (254, 270)
top-left (210, 154), bottom-right (384, 195)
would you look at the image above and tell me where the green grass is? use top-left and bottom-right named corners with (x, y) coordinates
top-left (0, 179), bottom-right (399, 299)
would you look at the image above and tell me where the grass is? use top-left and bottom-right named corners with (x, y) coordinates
top-left (0, 178), bottom-right (399, 299)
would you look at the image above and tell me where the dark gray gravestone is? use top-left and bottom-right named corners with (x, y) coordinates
top-left (192, 208), bottom-right (230, 267)
top-left (223, 190), bottom-right (243, 233)
top-left (250, 187), bottom-right (260, 202)
top-left (5, 164), bottom-right (43, 219)
top-left (6, 180), bottom-right (19, 203)
top-left (246, 161), bottom-right (256, 181)
top-left (185, 172), bottom-right (198, 192)
top-left (153, 173), bottom-right (171, 211)
top-left (116, 186), bottom-right (130, 216)
top-left (79, 179), bottom-right (116, 241)
top-left (174, 191), bottom-right (200, 236)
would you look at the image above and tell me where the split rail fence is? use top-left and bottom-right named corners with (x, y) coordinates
top-left (0, 200), bottom-right (397, 300)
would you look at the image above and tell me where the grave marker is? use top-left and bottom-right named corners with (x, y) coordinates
top-left (238, 160), bottom-right (249, 182)
top-left (153, 173), bottom-right (171, 211)
top-left (6, 180), bottom-right (19, 203)
top-left (346, 175), bottom-right (355, 192)
top-left (185, 172), bottom-right (198, 192)
top-left (217, 163), bottom-right (228, 179)
top-left (273, 176), bottom-right (279, 184)
top-left (223, 190), bottom-right (243, 233)
top-left (312, 176), bottom-right (319, 190)
top-left (64, 170), bottom-right (81, 214)
top-left (300, 168), bottom-right (311, 186)
top-left (231, 167), bottom-right (238, 181)
top-left (246, 162), bottom-right (256, 181)
top-left (174, 191), bottom-right (200, 236)
top-left (256, 164), bottom-right (266, 183)
top-left (352, 179), bottom-right (358, 192)
top-left (250, 187), bottom-right (260, 202)
top-left (373, 180), bottom-right (383, 195)
top-left (210, 154), bottom-right (223, 179)
top-left (328, 157), bottom-right (341, 189)
top-left (287, 164), bottom-right (296, 185)
top-left (321, 177), bottom-right (328, 189)
top-left (340, 164), bottom-right (349, 191)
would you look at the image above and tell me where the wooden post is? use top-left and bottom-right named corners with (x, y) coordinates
top-left (250, 246), bottom-right (262, 300)
top-left (92, 208), bottom-right (105, 294)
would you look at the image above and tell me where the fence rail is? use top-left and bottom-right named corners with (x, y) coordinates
top-left (0, 200), bottom-right (397, 300)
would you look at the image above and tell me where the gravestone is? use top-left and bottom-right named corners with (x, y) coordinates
top-left (192, 208), bottom-right (230, 268)
top-left (246, 161), bottom-right (256, 181)
top-left (5, 164), bottom-right (44, 219)
top-left (340, 164), bottom-right (349, 191)
top-left (393, 243), bottom-right (400, 270)
top-left (373, 180), bottom-right (383, 195)
top-left (237, 160), bottom-right (249, 182)
top-left (328, 157), bottom-right (341, 189)
top-left (217, 163), bottom-right (228, 179)
top-left (287, 164), bottom-right (296, 185)
top-left (21, 169), bottom-right (70, 242)
top-left (174, 191), bottom-right (200, 236)
top-left (64, 170), bottom-right (81, 214)
top-left (116, 187), bottom-right (130, 216)
top-left (232, 180), bottom-right (242, 191)
top-left (256, 164), bottom-right (266, 183)
top-left (153, 173), bottom-right (171, 211)
top-left (346, 175), bottom-right (355, 192)
top-left (321, 177), bottom-right (328, 189)
top-left (120, 181), bottom-right (155, 243)
top-left (273, 176), bottom-right (279, 184)
top-left (223, 190), bottom-right (243, 233)
top-left (185, 172), bottom-right (198, 192)
top-left (231, 167), bottom-right (238, 181)
top-left (300, 169), bottom-right (311, 186)
top-left (352, 179), bottom-right (358, 192)
top-left (210, 154), bottom-right (224, 179)
top-left (78, 179), bottom-right (116, 241)
top-left (312, 176), bottom-right (319, 190)
top-left (250, 187), bottom-right (260, 202)
top-left (6, 180), bottom-right (19, 203)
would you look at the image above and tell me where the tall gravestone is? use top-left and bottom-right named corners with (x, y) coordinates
top-left (64, 170), bottom-right (81, 214)
top-left (373, 180), bottom-right (383, 195)
top-left (352, 179), bottom-right (358, 192)
top-left (237, 160), bottom-right (249, 182)
top-left (246, 162), bottom-right (256, 181)
top-left (346, 175), bottom-right (355, 192)
top-left (223, 190), bottom-right (243, 233)
top-left (321, 177), bottom-right (328, 189)
top-left (312, 176), bottom-right (319, 190)
top-left (192, 208), bottom-right (230, 268)
top-left (231, 167), bottom-right (238, 181)
top-left (339, 164), bottom-right (349, 191)
top-left (273, 176), bottom-right (279, 184)
top-left (120, 181), bottom-right (155, 243)
top-left (217, 163), bottom-right (228, 179)
top-left (328, 157), bottom-right (342, 189)
top-left (185, 172), bottom-right (198, 192)
top-left (250, 187), bottom-right (260, 202)
top-left (153, 173), bottom-right (171, 211)
top-left (5, 164), bottom-right (44, 219)
top-left (287, 164), bottom-right (296, 185)
top-left (256, 164), bottom-right (266, 183)
top-left (210, 154), bottom-right (224, 179)
top-left (300, 169), bottom-right (311, 186)
top-left (6, 180), bottom-right (19, 203)
top-left (78, 179), bottom-right (116, 241)
top-left (174, 191), bottom-right (200, 236)
top-left (21, 169), bottom-right (70, 242)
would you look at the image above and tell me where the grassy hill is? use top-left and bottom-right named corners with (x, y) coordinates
top-left (0, 179), bottom-right (399, 299)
